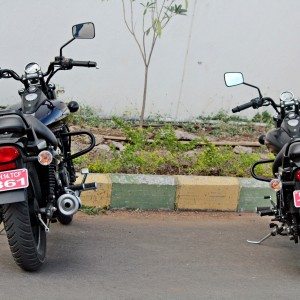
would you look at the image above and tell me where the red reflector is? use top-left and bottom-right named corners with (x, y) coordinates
top-left (0, 162), bottom-right (17, 172)
top-left (295, 170), bottom-right (300, 182)
top-left (0, 146), bottom-right (20, 163)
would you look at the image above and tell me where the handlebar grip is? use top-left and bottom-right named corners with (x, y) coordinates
top-left (232, 101), bottom-right (253, 113)
top-left (71, 60), bottom-right (97, 68)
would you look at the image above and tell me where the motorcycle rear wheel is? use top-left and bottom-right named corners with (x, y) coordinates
top-left (2, 167), bottom-right (46, 271)
top-left (57, 212), bottom-right (73, 225)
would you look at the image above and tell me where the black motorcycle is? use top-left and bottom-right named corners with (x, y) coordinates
top-left (225, 72), bottom-right (300, 245)
top-left (0, 22), bottom-right (98, 271)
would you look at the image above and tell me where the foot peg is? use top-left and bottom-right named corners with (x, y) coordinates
top-left (256, 206), bottom-right (275, 217)
top-left (68, 182), bottom-right (98, 192)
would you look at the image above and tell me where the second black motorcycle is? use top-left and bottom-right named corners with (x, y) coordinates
top-left (225, 72), bottom-right (300, 245)
top-left (0, 22), bottom-right (98, 271)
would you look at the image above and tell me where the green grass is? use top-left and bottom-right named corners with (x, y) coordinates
top-left (73, 118), bottom-right (273, 177)
top-left (80, 205), bottom-right (108, 215)
top-left (68, 107), bottom-right (274, 178)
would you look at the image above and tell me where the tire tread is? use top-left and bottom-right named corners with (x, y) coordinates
top-left (3, 200), bottom-right (45, 271)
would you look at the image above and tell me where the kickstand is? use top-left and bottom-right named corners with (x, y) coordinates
top-left (247, 232), bottom-right (273, 244)
top-left (247, 226), bottom-right (281, 245)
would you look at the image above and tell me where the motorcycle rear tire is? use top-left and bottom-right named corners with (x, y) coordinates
top-left (2, 167), bottom-right (46, 271)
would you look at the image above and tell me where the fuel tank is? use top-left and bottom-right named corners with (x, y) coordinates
top-left (266, 112), bottom-right (300, 154)
top-left (9, 99), bottom-right (70, 127)
top-left (35, 100), bottom-right (70, 126)
top-left (265, 128), bottom-right (290, 154)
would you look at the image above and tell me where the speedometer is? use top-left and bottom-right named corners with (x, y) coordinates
top-left (280, 91), bottom-right (294, 102)
top-left (25, 62), bottom-right (41, 75)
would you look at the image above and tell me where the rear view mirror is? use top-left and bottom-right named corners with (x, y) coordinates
top-left (224, 72), bottom-right (244, 87)
top-left (72, 22), bottom-right (95, 39)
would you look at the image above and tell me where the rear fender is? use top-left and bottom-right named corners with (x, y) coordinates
top-left (0, 189), bottom-right (26, 205)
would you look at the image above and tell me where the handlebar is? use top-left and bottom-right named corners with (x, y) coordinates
top-left (232, 97), bottom-right (263, 113)
top-left (1, 57), bottom-right (97, 83)
top-left (71, 60), bottom-right (97, 68)
top-left (55, 57), bottom-right (97, 70)
top-left (232, 101), bottom-right (253, 113)
top-left (0, 69), bottom-right (22, 81)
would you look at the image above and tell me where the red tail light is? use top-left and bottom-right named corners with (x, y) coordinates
top-left (0, 162), bottom-right (17, 172)
top-left (295, 169), bottom-right (300, 182)
top-left (0, 146), bottom-right (20, 172)
top-left (0, 146), bottom-right (20, 163)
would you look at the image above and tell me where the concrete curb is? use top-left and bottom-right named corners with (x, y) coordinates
top-left (176, 176), bottom-right (240, 211)
top-left (238, 178), bottom-right (275, 212)
top-left (79, 174), bottom-right (274, 212)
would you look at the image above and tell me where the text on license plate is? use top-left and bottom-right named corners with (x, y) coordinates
top-left (0, 168), bottom-right (29, 192)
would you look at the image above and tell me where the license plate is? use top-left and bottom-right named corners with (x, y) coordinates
top-left (0, 168), bottom-right (29, 192)
top-left (293, 190), bottom-right (300, 208)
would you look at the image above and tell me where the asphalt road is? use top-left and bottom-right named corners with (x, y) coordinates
top-left (0, 211), bottom-right (300, 300)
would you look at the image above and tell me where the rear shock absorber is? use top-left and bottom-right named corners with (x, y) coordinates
top-left (46, 163), bottom-right (56, 218)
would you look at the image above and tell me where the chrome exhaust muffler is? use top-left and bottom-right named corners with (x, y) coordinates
top-left (57, 193), bottom-right (81, 216)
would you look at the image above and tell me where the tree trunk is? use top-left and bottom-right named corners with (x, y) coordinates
top-left (139, 65), bottom-right (149, 127)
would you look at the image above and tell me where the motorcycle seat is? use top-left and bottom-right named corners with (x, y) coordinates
top-left (0, 116), bottom-right (26, 134)
top-left (288, 142), bottom-right (300, 160)
top-left (0, 115), bottom-right (57, 148)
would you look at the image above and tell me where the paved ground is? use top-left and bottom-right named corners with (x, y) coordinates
top-left (0, 211), bottom-right (300, 299)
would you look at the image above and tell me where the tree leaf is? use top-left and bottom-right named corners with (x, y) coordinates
top-left (153, 19), bottom-right (162, 37)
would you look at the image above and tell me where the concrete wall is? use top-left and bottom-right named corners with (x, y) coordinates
top-left (0, 0), bottom-right (300, 120)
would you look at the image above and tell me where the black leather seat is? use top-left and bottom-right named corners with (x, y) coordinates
top-left (0, 116), bottom-right (25, 134)
top-left (0, 115), bottom-right (57, 148)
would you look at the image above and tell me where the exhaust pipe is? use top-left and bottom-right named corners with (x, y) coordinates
top-left (57, 193), bottom-right (81, 216)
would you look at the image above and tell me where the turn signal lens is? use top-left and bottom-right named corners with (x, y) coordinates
top-left (295, 169), bottom-right (300, 182)
top-left (269, 179), bottom-right (282, 191)
top-left (0, 146), bottom-right (20, 163)
top-left (38, 150), bottom-right (53, 166)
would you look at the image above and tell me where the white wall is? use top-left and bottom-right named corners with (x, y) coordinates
top-left (0, 0), bottom-right (300, 119)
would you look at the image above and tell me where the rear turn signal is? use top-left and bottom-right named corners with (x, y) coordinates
top-left (269, 179), bottom-right (282, 191)
top-left (295, 169), bottom-right (300, 182)
top-left (38, 150), bottom-right (53, 166)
